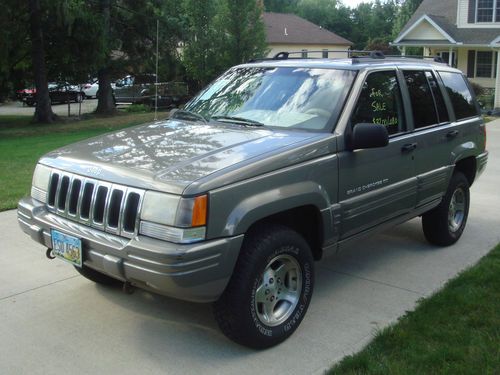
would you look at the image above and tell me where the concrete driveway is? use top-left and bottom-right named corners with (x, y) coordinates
top-left (1, 121), bottom-right (499, 375)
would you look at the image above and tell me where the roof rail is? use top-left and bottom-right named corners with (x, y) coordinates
top-left (383, 55), bottom-right (446, 64)
top-left (247, 50), bottom-right (446, 65)
top-left (247, 50), bottom-right (386, 63)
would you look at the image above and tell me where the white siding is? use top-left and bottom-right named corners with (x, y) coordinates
top-left (405, 21), bottom-right (449, 40)
top-left (457, 0), bottom-right (468, 28)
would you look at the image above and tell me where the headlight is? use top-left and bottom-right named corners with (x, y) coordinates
top-left (31, 164), bottom-right (51, 203)
top-left (139, 192), bottom-right (207, 243)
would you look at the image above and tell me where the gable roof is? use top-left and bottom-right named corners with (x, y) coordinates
top-left (394, 0), bottom-right (500, 46)
top-left (263, 12), bottom-right (352, 46)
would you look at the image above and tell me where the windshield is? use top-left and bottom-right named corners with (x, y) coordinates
top-left (184, 67), bottom-right (356, 131)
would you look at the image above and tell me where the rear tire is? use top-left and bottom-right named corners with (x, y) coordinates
top-left (422, 172), bottom-right (470, 246)
top-left (214, 224), bottom-right (314, 349)
top-left (74, 265), bottom-right (122, 286)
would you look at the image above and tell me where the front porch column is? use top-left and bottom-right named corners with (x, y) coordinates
top-left (448, 47), bottom-right (453, 66)
top-left (495, 49), bottom-right (500, 109)
top-left (401, 46), bottom-right (406, 56)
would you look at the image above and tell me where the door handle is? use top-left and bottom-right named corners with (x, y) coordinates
top-left (401, 143), bottom-right (417, 153)
top-left (447, 130), bottom-right (459, 139)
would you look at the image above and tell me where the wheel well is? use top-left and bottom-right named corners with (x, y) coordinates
top-left (455, 157), bottom-right (476, 186)
top-left (248, 205), bottom-right (324, 261)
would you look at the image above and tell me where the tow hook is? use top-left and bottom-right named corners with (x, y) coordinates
top-left (46, 248), bottom-right (56, 260)
top-left (122, 281), bottom-right (135, 294)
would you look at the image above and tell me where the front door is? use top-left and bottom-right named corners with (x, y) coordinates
top-left (337, 69), bottom-right (418, 239)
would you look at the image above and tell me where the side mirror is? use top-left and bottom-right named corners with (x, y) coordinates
top-left (350, 123), bottom-right (389, 150)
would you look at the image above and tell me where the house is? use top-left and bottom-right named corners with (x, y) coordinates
top-left (392, 0), bottom-right (500, 108)
top-left (263, 12), bottom-right (353, 59)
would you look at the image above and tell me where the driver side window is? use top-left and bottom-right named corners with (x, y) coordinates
top-left (351, 70), bottom-right (405, 136)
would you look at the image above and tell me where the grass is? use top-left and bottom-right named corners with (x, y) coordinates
top-left (0, 112), bottom-right (168, 211)
top-left (329, 243), bottom-right (500, 375)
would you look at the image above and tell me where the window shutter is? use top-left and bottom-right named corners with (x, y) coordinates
top-left (467, 50), bottom-right (476, 78)
top-left (468, 0), bottom-right (476, 23)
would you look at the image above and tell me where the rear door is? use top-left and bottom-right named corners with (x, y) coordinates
top-left (400, 69), bottom-right (479, 207)
top-left (337, 69), bottom-right (419, 239)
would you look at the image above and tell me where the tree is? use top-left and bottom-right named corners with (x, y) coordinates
top-left (28, 0), bottom-right (57, 123)
top-left (296, 0), bottom-right (352, 41)
top-left (264, 0), bottom-right (299, 12)
top-left (182, 0), bottom-right (225, 88)
top-left (392, 0), bottom-right (423, 38)
top-left (95, 0), bottom-right (115, 115)
top-left (222, 0), bottom-right (268, 65)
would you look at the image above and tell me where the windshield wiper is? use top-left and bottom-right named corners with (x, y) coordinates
top-left (211, 115), bottom-right (265, 127)
top-left (170, 109), bottom-right (207, 124)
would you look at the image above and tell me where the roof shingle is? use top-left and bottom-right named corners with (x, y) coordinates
top-left (263, 12), bottom-right (352, 46)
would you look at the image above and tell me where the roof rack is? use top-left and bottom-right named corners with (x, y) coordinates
top-left (248, 50), bottom-right (447, 65)
top-left (384, 55), bottom-right (446, 64)
top-left (247, 50), bottom-right (385, 63)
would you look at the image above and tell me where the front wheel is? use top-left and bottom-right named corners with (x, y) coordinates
top-left (214, 224), bottom-right (314, 349)
top-left (422, 172), bottom-right (470, 246)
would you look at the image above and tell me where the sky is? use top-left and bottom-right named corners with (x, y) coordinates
top-left (342, 0), bottom-right (375, 8)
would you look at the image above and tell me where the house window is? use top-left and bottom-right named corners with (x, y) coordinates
top-left (301, 49), bottom-right (308, 58)
top-left (476, 51), bottom-right (494, 77)
top-left (476, 0), bottom-right (500, 22)
top-left (322, 49), bottom-right (328, 58)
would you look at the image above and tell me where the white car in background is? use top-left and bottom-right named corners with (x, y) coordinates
top-left (82, 79), bottom-right (99, 98)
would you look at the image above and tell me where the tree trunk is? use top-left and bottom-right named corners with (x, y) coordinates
top-left (95, 0), bottom-right (115, 115)
top-left (28, 0), bottom-right (56, 123)
top-left (96, 67), bottom-right (115, 115)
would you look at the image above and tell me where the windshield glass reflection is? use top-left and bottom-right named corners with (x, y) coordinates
top-left (185, 67), bottom-right (356, 131)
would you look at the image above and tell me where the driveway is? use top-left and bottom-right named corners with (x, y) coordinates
top-left (1, 121), bottom-right (499, 375)
top-left (0, 99), bottom-right (99, 117)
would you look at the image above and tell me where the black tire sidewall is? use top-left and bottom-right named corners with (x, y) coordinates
top-left (215, 225), bottom-right (315, 348)
top-left (445, 174), bottom-right (470, 241)
top-left (247, 240), bottom-right (314, 342)
top-left (423, 172), bottom-right (470, 246)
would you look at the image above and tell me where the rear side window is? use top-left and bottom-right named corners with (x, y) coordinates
top-left (438, 71), bottom-right (478, 120)
top-left (403, 70), bottom-right (444, 128)
top-left (351, 70), bottom-right (405, 135)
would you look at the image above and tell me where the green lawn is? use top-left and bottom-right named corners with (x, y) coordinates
top-left (0, 113), bottom-right (168, 211)
top-left (329, 243), bottom-right (500, 375)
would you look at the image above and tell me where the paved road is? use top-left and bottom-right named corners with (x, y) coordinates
top-left (0, 99), bottom-right (100, 117)
top-left (1, 120), bottom-right (499, 375)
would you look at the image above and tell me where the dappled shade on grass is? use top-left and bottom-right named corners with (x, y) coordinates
top-left (0, 113), bottom-right (167, 211)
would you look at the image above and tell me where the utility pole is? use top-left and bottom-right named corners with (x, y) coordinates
top-left (155, 19), bottom-right (159, 121)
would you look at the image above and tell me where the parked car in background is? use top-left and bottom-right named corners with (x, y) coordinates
top-left (82, 79), bottom-right (99, 98)
top-left (16, 87), bottom-right (36, 102)
top-left (23, 82), bottom-right (85, 106)
top-left (113, 74), bottom-right (190, 107)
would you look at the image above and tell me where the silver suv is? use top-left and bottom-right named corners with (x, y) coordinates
top-left (18, 52), bottom-right (488, 349)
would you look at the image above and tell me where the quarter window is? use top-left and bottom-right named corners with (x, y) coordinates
top-left (351, 71), bottom-right (404, 135)
top-left (438, 71), bottom-right (478, 120)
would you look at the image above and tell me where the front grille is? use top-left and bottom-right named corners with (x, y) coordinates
top-left (46, 169), bottom-right (144, 238)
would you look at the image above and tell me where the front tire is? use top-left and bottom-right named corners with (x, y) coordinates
top-left (422, 172), bottom-right (470, 246)
top-left (214, 224), bottom-right (314, 349)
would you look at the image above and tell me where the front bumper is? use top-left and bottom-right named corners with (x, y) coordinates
top-left (18, 197), bottom-right (244, 302)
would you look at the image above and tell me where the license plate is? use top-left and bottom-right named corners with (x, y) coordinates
top-left (51, 229), bottom-right (82, 268)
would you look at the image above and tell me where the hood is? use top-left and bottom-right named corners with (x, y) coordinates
top-left (40, 119), bottom-right (325, 195)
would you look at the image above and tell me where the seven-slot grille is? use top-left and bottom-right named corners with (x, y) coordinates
top-left (46, 170), bottom-right (144, 238)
